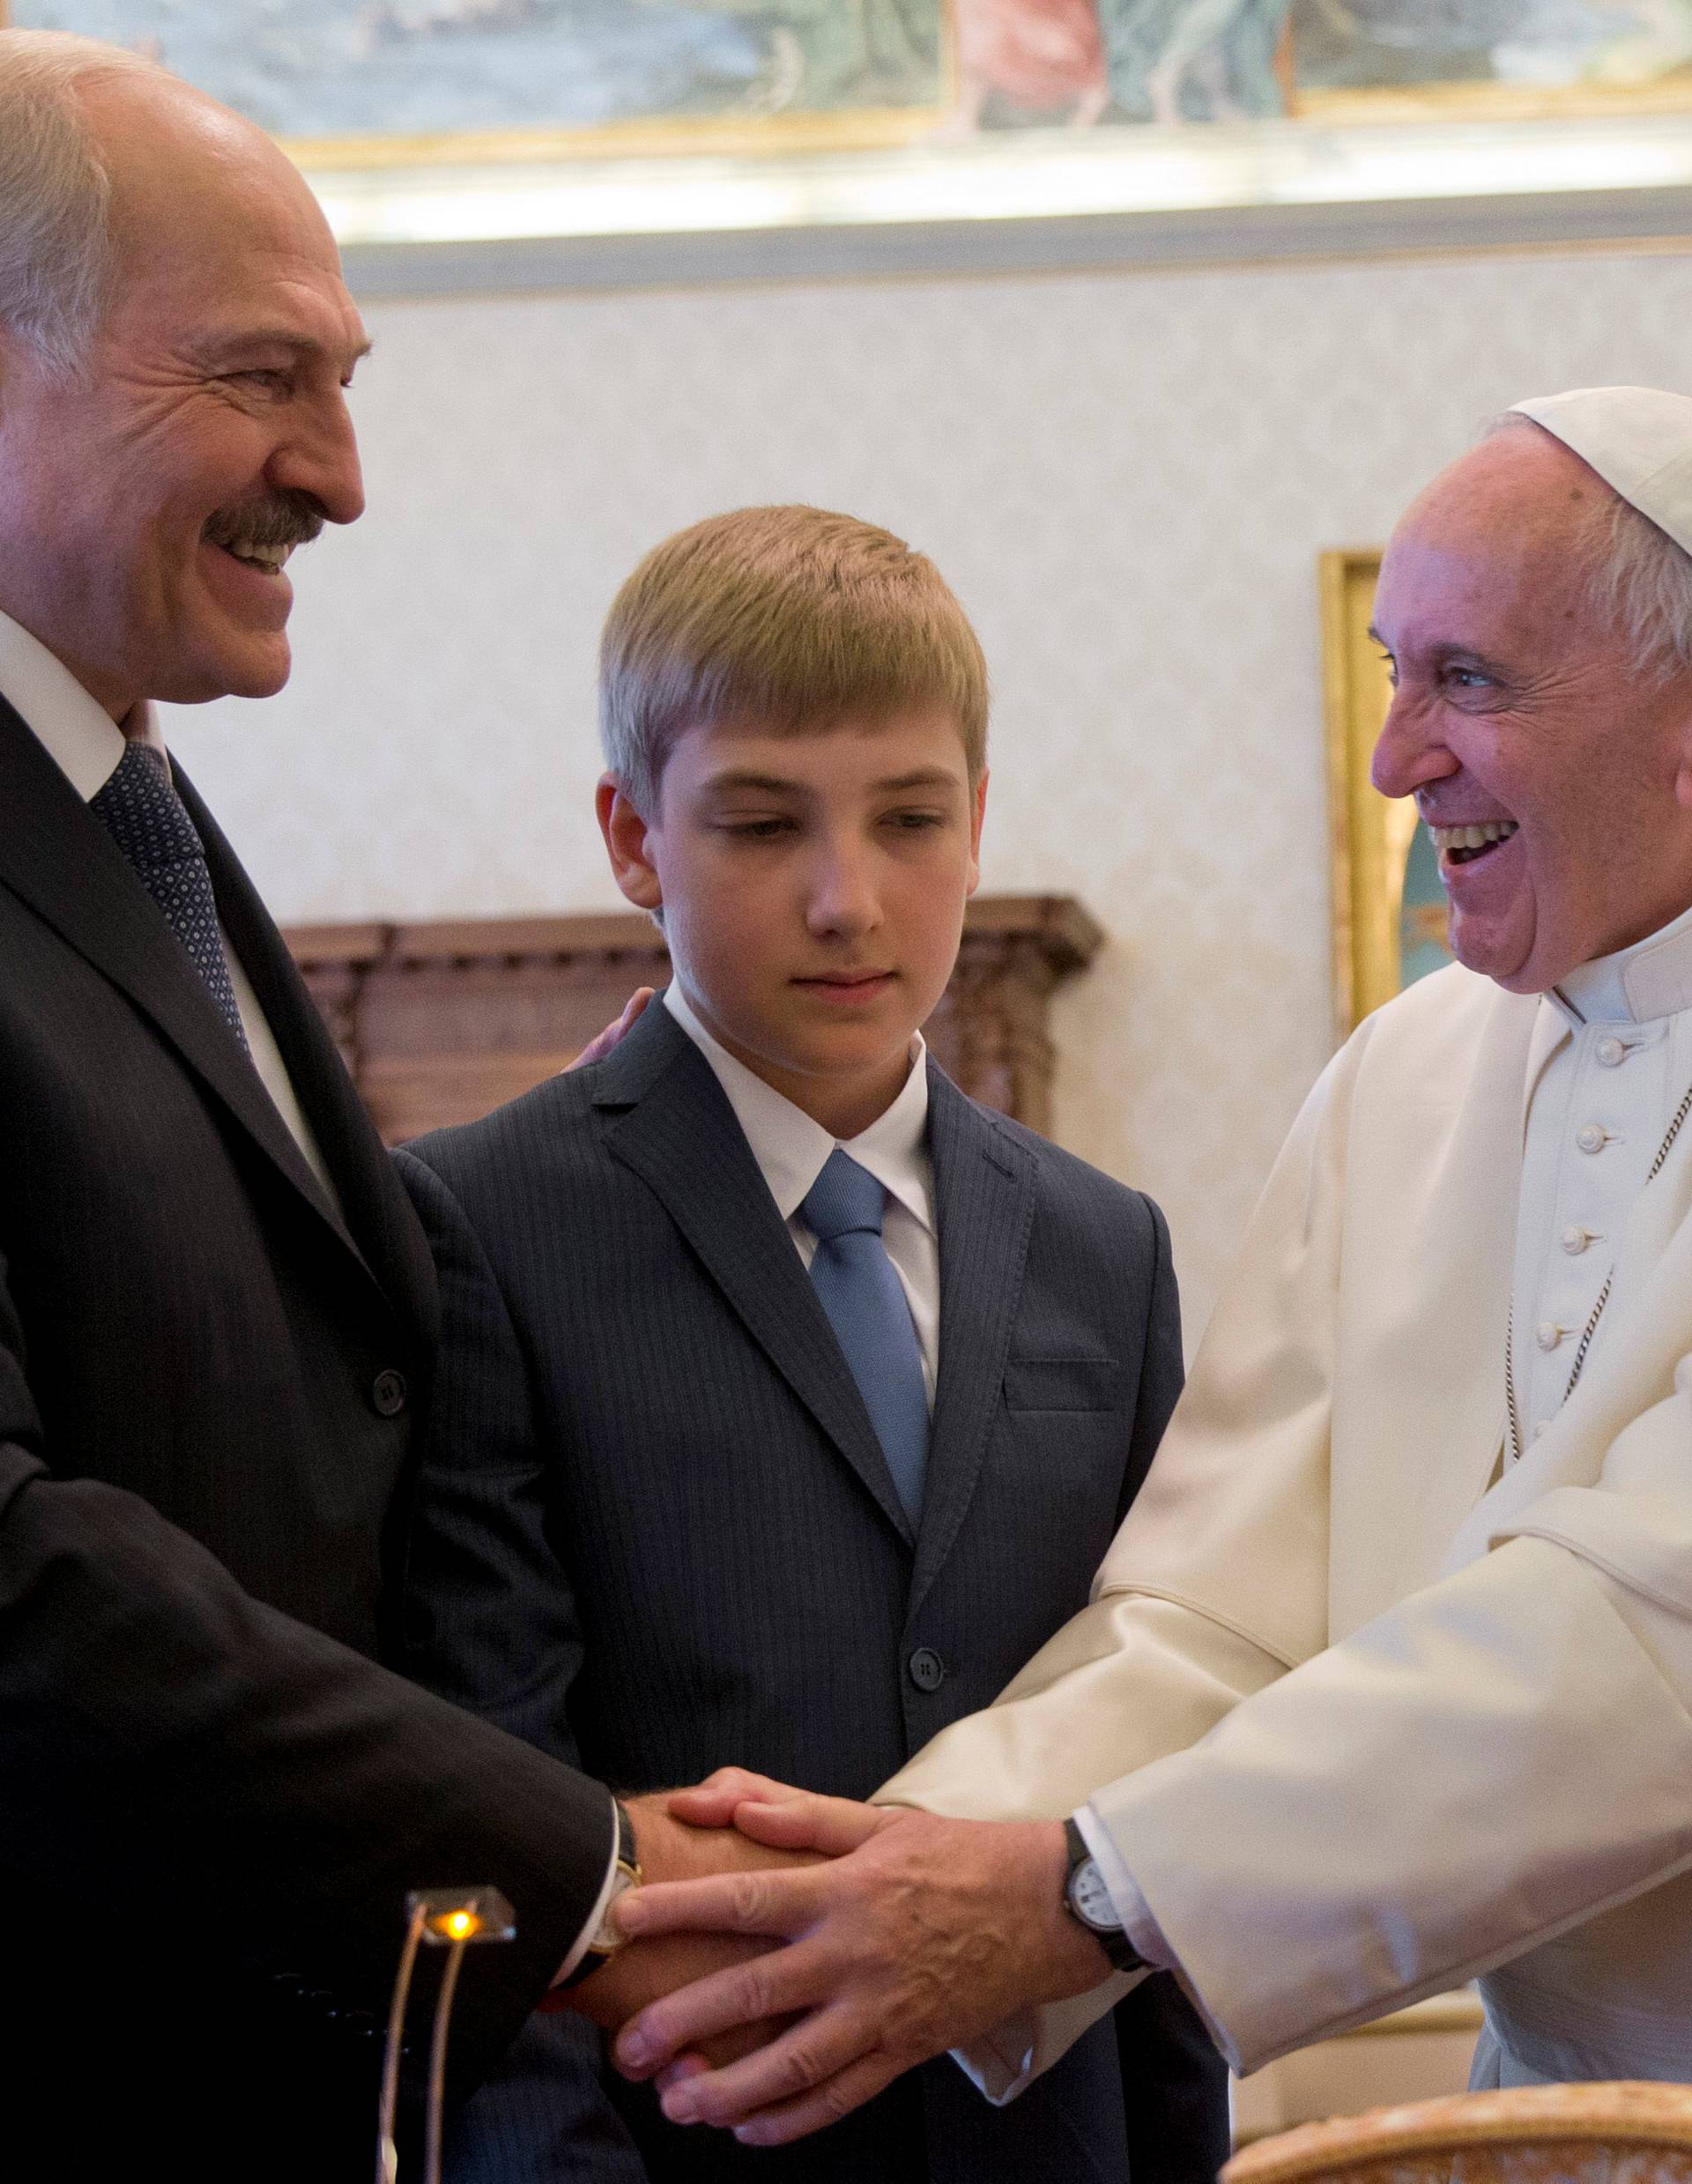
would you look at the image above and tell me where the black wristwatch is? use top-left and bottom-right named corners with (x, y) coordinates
top-left (557, 1798), bottom-right (643, 1990)
top-left (1062, 1818), bottom-right (1147, 1974)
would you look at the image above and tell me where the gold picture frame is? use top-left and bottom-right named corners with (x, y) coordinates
top-left (1320, 548), bottom-right (1451, 1043)
top-left (12, 1), bottom-right (1692, 176)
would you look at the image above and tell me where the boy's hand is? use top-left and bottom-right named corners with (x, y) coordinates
top-left (568, 987), bottom-right (655, 1071)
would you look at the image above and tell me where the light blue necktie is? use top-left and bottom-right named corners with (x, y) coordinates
top-left (800, 1148), bottom-right (929, 1526)
top-left (89, 742), bottom-right (250, 1055)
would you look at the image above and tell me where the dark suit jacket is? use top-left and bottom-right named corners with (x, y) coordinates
top-left (397, 1000), bottom-right (1228, 2184)
top-left (0, 698), bottom-right (613, 2183)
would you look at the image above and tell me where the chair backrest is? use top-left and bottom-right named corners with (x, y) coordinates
top-left (1224, 2084), bottom-right (1692, 2184)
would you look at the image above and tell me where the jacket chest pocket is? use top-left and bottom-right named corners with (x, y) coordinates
top-left (1002, 1356), bottom-right (1118, 1413)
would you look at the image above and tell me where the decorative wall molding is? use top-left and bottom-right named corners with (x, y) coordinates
top-left (322, 119), bottom-right (1692, 299)
top-left (284, 893), bottom-right (1102, 1145)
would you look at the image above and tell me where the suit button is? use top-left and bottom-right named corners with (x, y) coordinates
top-left (908, 1647), bottom-right (946, 1693)
top-left (371, 1369), bottom-right (408, 1417)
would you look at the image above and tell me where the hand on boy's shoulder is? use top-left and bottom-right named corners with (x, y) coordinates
top-left (568, 987), bottom-right (657, 1072)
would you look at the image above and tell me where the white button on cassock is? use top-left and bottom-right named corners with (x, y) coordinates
top-left (1536, 1321), bottom-right (1565, 1351)
top-left (1562, 1225), bottom-right (1597, 1254)
top-left (1596, 1037), bottom-right (1628, 1068)
top-left (1576, 1123), bottom-right (1609, 1153)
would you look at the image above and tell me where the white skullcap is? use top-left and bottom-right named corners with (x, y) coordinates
top-left (1510, 384), bottom-right (1692, 557)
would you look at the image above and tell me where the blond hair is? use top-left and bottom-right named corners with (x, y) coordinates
top-left (599, 505), bottom-right (989, 811)
top-left (0, 31), bottom-right (160, 380)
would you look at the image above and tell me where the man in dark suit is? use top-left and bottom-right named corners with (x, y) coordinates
top-left (0, 37), bottom-right (753, 2178)
top-left (397, 506), bottom-right (1228, 2183)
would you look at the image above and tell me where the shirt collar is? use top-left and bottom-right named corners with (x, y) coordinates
top-left (1552, 895), bottom-right (1692, 1027)
top-left (663, 981), bottom-right (932, 1233)
top-left (0, 606), bottom-right (163, 801)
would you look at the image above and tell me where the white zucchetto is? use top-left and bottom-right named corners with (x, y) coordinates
top-left (1510, 384), bottom-right (1692, 557)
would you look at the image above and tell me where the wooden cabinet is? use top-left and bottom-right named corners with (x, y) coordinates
top-left (283, 893), bottom-right (1102, 1144)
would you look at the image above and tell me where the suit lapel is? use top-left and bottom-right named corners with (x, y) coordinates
top-left (180, 769), bottom-right (435, 1343)
top-left (597, 1006), bottom-right (916, 1545)
top-left (908, 1066), bottom-right (1035, 1619)
top-left (0, 703), bottom-right (412, 1323)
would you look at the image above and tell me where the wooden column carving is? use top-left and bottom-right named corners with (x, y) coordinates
top-left (283, 894), bottom-right (1102, 1146)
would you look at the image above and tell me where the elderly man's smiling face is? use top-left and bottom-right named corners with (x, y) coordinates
top-left (0, 75), bottom-right (368, 720)
top-left (1371, 427), bottom-right (1692, 995)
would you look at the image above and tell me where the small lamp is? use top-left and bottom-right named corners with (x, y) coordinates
top-left (378, 1886), bottom-right (516, 2184)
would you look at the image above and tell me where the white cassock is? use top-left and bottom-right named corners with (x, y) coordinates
top-left (882, 906), bottom-right (1692, 2091)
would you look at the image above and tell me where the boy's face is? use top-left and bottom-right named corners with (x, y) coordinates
top-left (599, 708), bottom-right (986, 1137)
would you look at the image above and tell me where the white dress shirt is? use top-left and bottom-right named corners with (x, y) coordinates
top-left (0, 608), bottom-right (334, 1200)
top-left (664, 981), bottom-right (940, 1403)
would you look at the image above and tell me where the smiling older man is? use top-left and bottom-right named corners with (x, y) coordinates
top-left (0, 32), bottom-right (780, 2182)
top-left (602, 387), bottom-right (1692, 2134)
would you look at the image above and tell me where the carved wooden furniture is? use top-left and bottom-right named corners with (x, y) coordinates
top-left (1226, 2084), bottom-right (1692, 2184)
top-left (282, 894), bottom-right (1102, 1145)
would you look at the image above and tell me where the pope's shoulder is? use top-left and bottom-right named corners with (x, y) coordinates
top-left (1340, 957), bottom-right (1535, 1079)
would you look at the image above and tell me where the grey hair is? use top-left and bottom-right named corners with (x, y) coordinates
top-left (1488, 410), bottom-right (1692, 683)
top-left (0, 32), bottom-right (159, 380)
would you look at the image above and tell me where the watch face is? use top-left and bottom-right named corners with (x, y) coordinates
top-left (591, 1866), bottom-right (640, 1953)
top-left (1070, 1858), bottom-right (1122, 1936)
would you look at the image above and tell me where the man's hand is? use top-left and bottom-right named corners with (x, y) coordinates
top-left (559, 1789), bottom-right (814, 2052)
top-left (608, 1788), bottom-right (1112, 2147)
top-left (567, 988), bottom-right (655, 1072)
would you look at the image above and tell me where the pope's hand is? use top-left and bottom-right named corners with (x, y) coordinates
top-left (609, 1789), bottom-right (1111, 2146)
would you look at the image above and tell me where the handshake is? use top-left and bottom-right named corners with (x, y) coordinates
top-left (561, 1771), bottom-right (1119, 2149)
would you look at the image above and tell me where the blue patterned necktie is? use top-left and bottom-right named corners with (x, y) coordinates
top-left (800, 1148), bottom-right (930, 1526)
top-left (89, 742), bottom-right (250, 1055)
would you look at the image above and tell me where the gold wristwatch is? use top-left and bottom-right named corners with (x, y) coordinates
top-left (560, 1799), bottom-right (643, 1988)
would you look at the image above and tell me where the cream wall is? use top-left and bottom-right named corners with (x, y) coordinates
top-left (165, 240), bottom-right (1692, 1340)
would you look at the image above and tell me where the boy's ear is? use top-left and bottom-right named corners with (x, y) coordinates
top-left (596, 774), bottom-right (664, 913)
top-left (966, 767), bottom-right (989, 897)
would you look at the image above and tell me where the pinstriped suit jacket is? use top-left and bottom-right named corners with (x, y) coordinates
top-left (396, 998), bottom-right (1227, 2184)
top-left (0, 698), bottom-right (617, 2184)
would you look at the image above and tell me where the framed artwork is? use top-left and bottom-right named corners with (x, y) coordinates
top-left (1319, 548), bottom-right (1452, 1043)
top-left (1289, 0), bottom-right (1692, 126)
top-left (8, 1), bottom-right (1692, 169)
top-left (0, 2), bottom-right (954, 163)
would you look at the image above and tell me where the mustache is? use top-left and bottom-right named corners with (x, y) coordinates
top-left (202, 492), bottom-right (326, 552)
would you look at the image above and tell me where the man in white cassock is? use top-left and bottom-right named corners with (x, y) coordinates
top-left (600, 385), bottom-right (1692, 2136)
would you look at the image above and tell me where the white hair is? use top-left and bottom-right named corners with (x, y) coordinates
top-left (0, 32), bottom-right (160, 381)
top-left (1488, 410), bottom-right (1692, 683)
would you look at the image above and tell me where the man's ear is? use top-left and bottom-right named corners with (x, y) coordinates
top-left (597, 773), bottom-right (664, 913)
top-left (965, 766), bottom-right (989, 897)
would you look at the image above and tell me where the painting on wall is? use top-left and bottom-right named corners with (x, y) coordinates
top-left (0, 1), bottom-right (953, 157)
top-left (1290, 0), bottom-right (1692, 122)
top-left (7, 0), bottom-right (1692, 161)
top-left (1320, 549), bottom-right (1453, 1043)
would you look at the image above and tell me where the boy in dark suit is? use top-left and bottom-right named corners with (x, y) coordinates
top-left (396, 507), bottom-right (1227, 2184)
